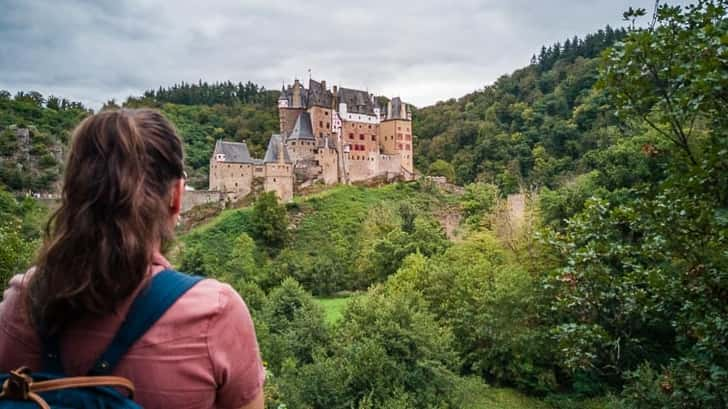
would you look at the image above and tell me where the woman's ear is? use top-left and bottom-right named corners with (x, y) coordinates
top-left (170, 178), bottom-right (184, 217)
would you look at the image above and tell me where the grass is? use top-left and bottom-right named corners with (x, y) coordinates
top-left (466, 387), bottom-right (551, 409)
top-left (176, 182), bottom-right (459, 292)
top-left (457, 379), bottom-right (614, 409)
top-left (314, 295), bottom-right (352, 325)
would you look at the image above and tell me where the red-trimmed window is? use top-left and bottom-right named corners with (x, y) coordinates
top-left (349, 133), bottom-right (354, 140)
top-left (359, 134), bottom-right (365, 140)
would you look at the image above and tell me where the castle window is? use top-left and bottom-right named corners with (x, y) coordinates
top-left (273, 178), bottom-right (276, 182)
top-left (325, 111), bottom-right (329, 116)
top-left (371, 135), bottom-right (376, 141)
top-left (398, 144), bottom-right (403, 149)
top-left (349, 133), bottom-right (354, 140)
top-left (319, 121), bottom-right (323, 127)
top-left (406, 144), bottom-right (410, 150)
top-left (326, 122), bottom-right (329, 128)
top-left (359, 134), bottom-right (364, 140)
top-left (368, 125), bottom-right (371, 129)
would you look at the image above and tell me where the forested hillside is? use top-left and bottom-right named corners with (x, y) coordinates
top-left (414, 26), bottom-right (628, 192)
top-left (0, 92), bottom-right (90, 192)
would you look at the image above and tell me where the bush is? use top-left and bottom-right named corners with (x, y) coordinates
top-left (250, 192), bottom-right (290, 252)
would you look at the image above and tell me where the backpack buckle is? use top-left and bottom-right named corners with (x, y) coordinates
top-left (1, 367), bottom-right (33, 400)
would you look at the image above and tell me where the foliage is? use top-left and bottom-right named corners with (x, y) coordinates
top-left (388, 232), bottom-right (558, 394)
top-left (460, 182), bottom-right (500, 227)
top-left (541, 2), bottom-right (728, 406)
top-left (427, 159), bottom-right (455, 181)
top-left (333, 285), bottom-right (461, 408)
top-left (0, 188), bottom-right (46, 295)
top-left (0, 91), bottom-right (89, 192)
top-left (127, 80), bottom-right (278, 107)
top-left (413, 27), bottom-right (628, 191)
top-left (258, 278), bottom-right (330, 375)
top-left (250, 192), bottom-right (290, 253)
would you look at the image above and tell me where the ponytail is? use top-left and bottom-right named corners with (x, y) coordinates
top-left (26, 109), bottom-right (184, 334)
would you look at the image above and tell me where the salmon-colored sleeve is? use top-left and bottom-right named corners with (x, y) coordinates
top-left (208, 284), bottom-right (265, 409)
top-left (0, 273), bottom-right (42, 372)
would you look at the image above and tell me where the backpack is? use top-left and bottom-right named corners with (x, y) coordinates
top-left (0, 270), bottom-right (202, 409)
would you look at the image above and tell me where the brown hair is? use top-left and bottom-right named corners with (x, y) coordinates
top-left (25, 109), bottom-right (184, 334)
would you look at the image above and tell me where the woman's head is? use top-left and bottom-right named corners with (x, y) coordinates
top-left (27, 109), bottom-right (185, 334)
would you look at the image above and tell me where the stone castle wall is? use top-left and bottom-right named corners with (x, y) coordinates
top-left (182, 190), bottom-right (227, 213)
top-left (209, 161), bottom-right (255, 196)
top-left (316, 147), bottom-right (339, 184)
top-left (264, 162), bottom-right (294, 202)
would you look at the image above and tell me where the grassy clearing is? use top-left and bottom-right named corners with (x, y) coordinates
top-left (457, 379), bottom-right (613, 409)
top-left (313, 295), bottom-right (352, 325)
top-left (465, 388), bottom-right (550, 409)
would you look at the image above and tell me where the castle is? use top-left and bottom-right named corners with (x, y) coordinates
top-left (208, 78), bottom-right (414, 202)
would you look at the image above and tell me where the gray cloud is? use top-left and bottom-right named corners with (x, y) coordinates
top-left (0, 0), bottom-right (690, 108)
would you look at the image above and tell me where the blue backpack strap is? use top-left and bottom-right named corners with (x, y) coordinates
top-left (87, 270), bottom-right (203, 375)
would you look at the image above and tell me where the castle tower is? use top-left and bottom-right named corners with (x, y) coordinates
top-left (379, 97), bottom-right (414, 179)
top-left (263, 134), bottom-right (294, 202)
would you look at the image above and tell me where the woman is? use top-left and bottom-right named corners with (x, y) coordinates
top-left (0, 109), bottom-right (265, 409)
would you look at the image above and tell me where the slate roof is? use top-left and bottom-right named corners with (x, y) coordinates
top-left (307, 79), bottom-right (333, 108)
top-left (213, 140), bottom-right (254, 163)
top-left (286, 112), bottom-right (315, 141)
top-left (338, 87), bottom-right (376, 115)
top-left (264, 134), bottom-right (292, 163)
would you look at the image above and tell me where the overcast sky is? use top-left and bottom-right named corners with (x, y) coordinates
top-left (0, 0), bottom-right (688, 109)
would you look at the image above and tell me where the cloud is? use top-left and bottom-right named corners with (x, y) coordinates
top-left (0, 0), bottom-right (690, 109)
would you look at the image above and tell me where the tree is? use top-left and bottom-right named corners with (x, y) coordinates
top-left (544, 2), bottom-right (728, 405)
top-left (427, 159), bottom-right (455, 181)
top-left (249, 192), bottom-right (290, 252)
top-left (259, 278), bottom-right (329, 374)
top-left (460, 182), bottom-right (499, 227)
top-left (601, 1), bottom-right (728, 166)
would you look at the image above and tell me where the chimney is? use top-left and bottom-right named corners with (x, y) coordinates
top-left (321, 80), bottom-right (326, 90)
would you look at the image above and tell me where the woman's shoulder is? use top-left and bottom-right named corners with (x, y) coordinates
top-left (0, 270), bottom-right (37, 347)
top-left (154, 275), bottom-right (252, 335)
top-left (176, 275), bottom-right (243, 313)
top-left (1, 270), bottom-right (33, 319)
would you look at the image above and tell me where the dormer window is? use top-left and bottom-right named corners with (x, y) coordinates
top-left (216, 153), bottom-right (226, 161)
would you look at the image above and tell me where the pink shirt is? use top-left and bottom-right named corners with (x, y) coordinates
top-left (0, 254), bottom-right (265, 409)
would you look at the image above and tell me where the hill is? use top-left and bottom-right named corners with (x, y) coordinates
top-left (414, 26), bottom-right (628, 192)
top-left (175, 181), bottom-right (460, 294)
top-left (0, 92), bottom-right (90, 192)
